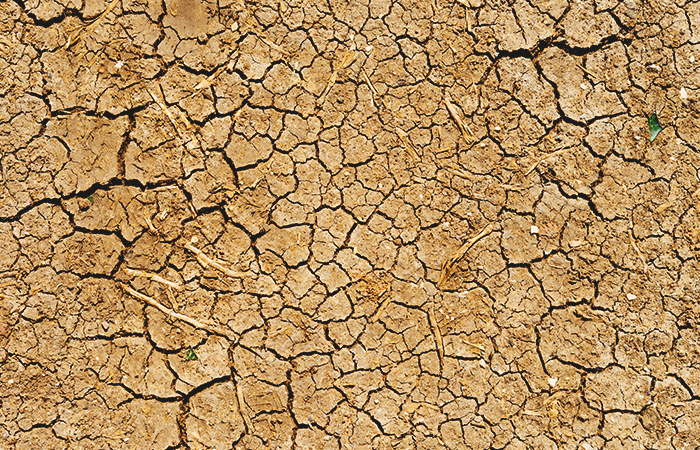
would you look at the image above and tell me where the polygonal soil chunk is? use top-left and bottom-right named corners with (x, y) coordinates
top-left (585, 366), bottom-right (652, 412)
top-left (256, 225), bottom-right (312, 266)
top-left (170, 335), bottom-right (231, 389)
top-left (186, 381), bottom-right (246, 449)
top-left (539, 306), bottom-right (615, 369)
top-left (52, 232), bottom-right (124, 275)
top-left (47, 113), bottom-right (128, 194)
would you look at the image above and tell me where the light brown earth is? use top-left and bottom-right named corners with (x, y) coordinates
top-left (2, 0), bottom-right (700, 448)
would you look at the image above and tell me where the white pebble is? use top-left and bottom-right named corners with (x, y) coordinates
top-left (681, 87), bottom-right (688, 99)
top-left (691, 55), bottom-right (695, 63)
top-left (530, 225), bottom-right (539, 234)
top-left (548, 377), bottom-right (558, 387)
top-left (626, 293), bottom-right (637, 300)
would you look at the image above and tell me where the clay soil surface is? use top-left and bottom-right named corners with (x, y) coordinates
top-left (3, 0), bottom-right (700, 448)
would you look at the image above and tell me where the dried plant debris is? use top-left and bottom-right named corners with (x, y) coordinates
top-left (438, 223), bottom-right (495, 288)
top-left (444, 92), bottom-right (473, 143)
top-left (121, 284), bottom-right (238, 341)
top-left (3, 0), bottom-right (698, 448)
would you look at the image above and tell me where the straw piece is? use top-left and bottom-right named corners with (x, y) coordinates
top-left (628, 222), bottom-right (649, 276)
top-left (147, 89), bottom-right (184, 139)
top-left (319, 51), bottom-right (357, 106)
top-left (65, 0), bottom-right (118, 49)
top-left (438, 223), bottom-right (494, 288)
top-left (235, 376), bottom-right (255, 433)
top-left (361, 69), bottom-right (388, 110)
top-left (525, 148), bottom-right (572, 176)
top-left (428, 305), bottom-right (444, 368)
top-left (444, 93), bottom-right (473, 143)
top-left (576, 63), bottom-right (597, 79)
top-left (396, 127), bottom-right (420, 161)
top-left (370, 290), bottom-right (390, 323)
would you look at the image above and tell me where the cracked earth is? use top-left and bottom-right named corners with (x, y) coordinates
top-left (2, 0), bottom-right (700, 448)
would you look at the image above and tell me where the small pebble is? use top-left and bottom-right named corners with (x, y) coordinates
top-left (626, 293), bottom-right (637, 300)
top-left (530, 225), bottom-right (539, 234)
top-left (681, 87), bottom-right (688, 99)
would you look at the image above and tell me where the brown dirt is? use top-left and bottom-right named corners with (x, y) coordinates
top-left (2, 0), bottom-right (700, 448)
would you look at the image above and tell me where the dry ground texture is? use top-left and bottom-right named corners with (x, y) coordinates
top-left (3, 0), bottom-right (700, 448)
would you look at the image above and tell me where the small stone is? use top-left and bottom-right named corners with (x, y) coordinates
top-left (626, 293), bottom-right (637, 300)
top-left (548, 377), bottom-right (558, 387)
top-left (530, 225), bottom-right (539, 234)
top-left (681, 87), bottom-right (688, 99)
top-left (691, 55), bottom-right (695, 63)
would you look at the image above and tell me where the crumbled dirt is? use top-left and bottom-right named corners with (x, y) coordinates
top-left (2, 0), bottom-right (700, 448)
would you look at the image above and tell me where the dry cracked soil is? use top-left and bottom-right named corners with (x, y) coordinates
top-left (3, 0), bottom-right (700, 449)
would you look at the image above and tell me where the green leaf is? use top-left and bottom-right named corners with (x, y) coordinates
top-left (88, 195), bottom-right (93, 203)
top-left (649, 113), bottom-right (663, 142)
top-left (185, 348), bottom-right (198, 361)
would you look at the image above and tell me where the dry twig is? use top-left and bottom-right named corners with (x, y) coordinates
top-left (184, 242), bottom-right (245, 278)
top-left (143, 213), bottom-right (161, 238)
top-left (655, 202), bottom-right (673, 213)
top-left (121, 284), bottom-right (237, 340)
top-left (438, 223), bottom-right (495, 288)
top-left (125, 268), bottom-right (182, 290)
